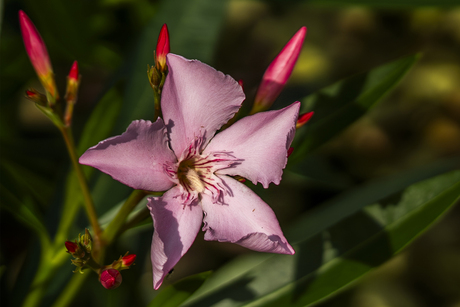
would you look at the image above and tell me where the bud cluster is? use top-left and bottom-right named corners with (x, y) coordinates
top-left (65, 230), bottom-right (136, 290)
top-left (98, 253), bottom-right (136, 290)
top-left (19, 10), bottom-right (81, 128)
top-left (65, 229), bottom-right (97, 273)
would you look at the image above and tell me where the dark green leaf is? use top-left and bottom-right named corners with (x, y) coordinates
top-left (290, 54), bottom-right (419, 165)
top-left (182, 170), bottom-right (460, 307)
top-left (0, 184), bottom-right (51, 249)
top-left (77, 87), bottom-right (123, 157)
top-left (149, 271), bottom-right (212, 307)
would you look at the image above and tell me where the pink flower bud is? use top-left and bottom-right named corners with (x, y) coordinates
top-left (121, 254), bottom-right (136, 267)
top-left (100, 269), bottom-right (122, 290)
top-left (155, 24), bottom-right (170, 71)
top-left (65, 241), bottom-right (78, 254)
top-left (296, 111), bottom-right (314, 129)
top-left (252, 27), bottom-right (307, 114)
top-left (19, 10), bottom-right (58, 100)
top-left (287, 147), bottom-right (294, 158)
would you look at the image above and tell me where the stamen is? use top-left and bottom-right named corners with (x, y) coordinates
top-left (164, 135), bottom-right (241, 206)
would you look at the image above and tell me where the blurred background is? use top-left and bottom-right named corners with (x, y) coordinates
top-left (1, 0), bottom-right (460, 306)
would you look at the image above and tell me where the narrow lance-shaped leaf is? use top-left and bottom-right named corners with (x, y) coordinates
top-left (148, 271), bottom-right (212, 307)
top-left (181, 170), bottom-right (460, 307)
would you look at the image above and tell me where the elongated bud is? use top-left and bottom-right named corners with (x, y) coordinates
top-left (25, 89), bottom-right (47, 106)
top-left (287, 147), bottom-right (294, 158)
top-left (252, 27), bottom-right (307, 114)
top-left (64, 61), bottom-right (81, 126)
top-left (121, 254), bottom-right (136, 268)
top-left (19, 10), bottom-right (58, 102)
top-left (100, 269), bottom-right (122, 289)
top-left (65, 241), bottom-right (78, 254)
top-left (155, 24), bottom-right (170, 72)
top-left (296, 111), bottom-right (314, 129)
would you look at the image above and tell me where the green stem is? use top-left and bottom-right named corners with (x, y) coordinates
top-left (119, 207), bottom-right (151, 234)
top-left (52, 172), bottom-right (83, 251)
top-left (153, 89), bottom-right (162, 119)
top-left (59, 126), bottom-right (102, 247)
top-left (103, 190), bottom-right (149, 244)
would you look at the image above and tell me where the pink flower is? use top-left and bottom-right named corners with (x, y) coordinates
top-left (19, 10), bottom-right (58, 99)
top-left (100, 269), bottom-right (122, 289)
top-left (252, 27), bottom-right (307, 113)
top-left (79, 54), bottom-right (299, 289)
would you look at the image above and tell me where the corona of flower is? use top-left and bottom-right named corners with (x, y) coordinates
top-left (80, 54), bottom-right (299, 289)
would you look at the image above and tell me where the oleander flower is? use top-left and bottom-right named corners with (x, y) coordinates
top-left (79, 54), bottom-right (299, 289)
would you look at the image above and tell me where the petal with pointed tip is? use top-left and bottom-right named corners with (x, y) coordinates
top-left (161, 54), bottom-right (245, 156)
top-left (147, 187), bottom-right (203, 289)
top-left (202, 176), bottom-right (294, 255)
top-left (205, 102), bottom-right (300, 188)
top-left (79, 119), bottom-right (176, 192)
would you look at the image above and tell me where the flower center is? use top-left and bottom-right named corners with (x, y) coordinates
top-left (177, 157), bottom-right (207, 194)
top-left (164, 135), bottom-right (241, 206)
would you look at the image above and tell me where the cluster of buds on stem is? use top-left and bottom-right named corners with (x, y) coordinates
top-left (147, 24), bottom-right (170, 118)
top-left (98, 253), bottom-right (136, 289)
top-left (65, 229), bottom-right (136, 290)
top-left (65, 229), bottom-right (98, 273)
top-left (19, 10), bottom-right (80, 128)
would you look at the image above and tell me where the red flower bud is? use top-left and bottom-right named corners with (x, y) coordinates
top-left (287, 147), bottom-right (294, 158)
top-left (68, 61), bottom-right (79, 82)
top-left (121, 254), bottom-right (136, 267)
top-left (100, 269), bottom-right (122, 290)
top-left (65, 241), bottom-right (78, 254)
top-left (155, 24), bottom-right (170, 71)
top-left (296, 111), bottom-right (314, 129)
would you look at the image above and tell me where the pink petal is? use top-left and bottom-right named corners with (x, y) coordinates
top-left (79, 119), bottom-right (176, 192)
top-left (161, 54), bottom-right (245, 156)
top-left (201, 176), bottom-right (294, 255)
top-left (204, 102), bottom-right (300, 188)
top-left (147, 187), bottom-right (203, 289)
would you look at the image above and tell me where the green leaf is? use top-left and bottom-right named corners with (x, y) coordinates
top-left (182, 170), bottom-right (460, 307)
top-left (149, 271), bottom-right (212, 307)
top-left (289, 54), bottom-right (419, 165)
top-left (77, 87), bottom-right (123, 157)
top-left (0, 183), bottom-right (51, 250)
